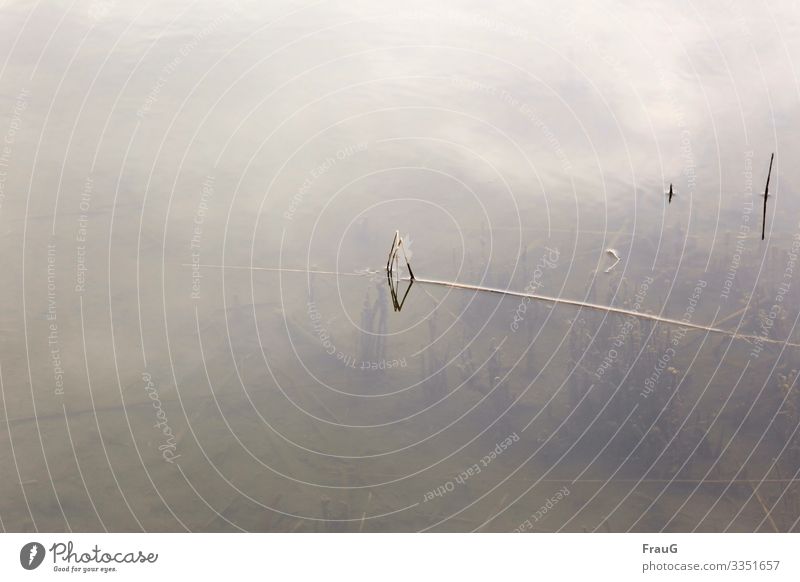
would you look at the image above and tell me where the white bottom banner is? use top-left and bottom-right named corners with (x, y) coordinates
top-left (0, 533), bottom-right (797, 581)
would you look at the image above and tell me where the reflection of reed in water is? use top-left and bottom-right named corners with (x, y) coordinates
top-left (358, 283), bottom-right (388, 364)
top-left (358, 292), bottom-right (373, 363)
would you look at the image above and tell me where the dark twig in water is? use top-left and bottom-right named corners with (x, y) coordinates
top-left (386, 230), bottom-right (414, 281)
top-left (386, 230), bottom-right (415, 311)
top-left (762, 153), bottom-right (774, 240)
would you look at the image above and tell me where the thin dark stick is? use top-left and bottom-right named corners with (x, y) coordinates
top-left (762, 153), bottom-right (774, 240)
top-left (385, 231), bottom-right (415, 311)
top-left (386, 230), bottom-right (399, 272)
top-left (386, 231), bottom-right (414, 281)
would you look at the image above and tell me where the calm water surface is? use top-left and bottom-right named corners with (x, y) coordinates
top-left (1, 0), bottom-right (799, 531)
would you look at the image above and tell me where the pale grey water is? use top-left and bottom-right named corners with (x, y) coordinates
top-left (1, 0), bottom-right (799, 531)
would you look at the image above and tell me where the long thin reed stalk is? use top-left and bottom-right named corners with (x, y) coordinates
top-left (408, 276), bottom-right (800, 348)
